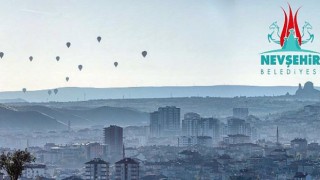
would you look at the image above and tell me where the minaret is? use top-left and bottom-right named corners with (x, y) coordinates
top-left (122, 144), bottom-right (125, 159)
top-left (276, 126), bottom-right (279, 144)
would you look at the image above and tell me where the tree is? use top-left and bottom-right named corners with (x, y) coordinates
top-left (0, 149), bottom-right (35, 180)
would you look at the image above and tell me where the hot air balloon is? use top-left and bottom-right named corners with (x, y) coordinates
top-left (97, 36), bottom-right (101, 43)
top-left (78, 65), bottom-right (83, 71)
top-left (22, 88), bottom-right (27, 93)
top-left (54, 89), bottom-right (58, 95)
top-left (56, 56), bottom-right (60, 61)
top-left (142, 51), bottom-right (147, 58)
top-left (0, 52), bottom-right (4, 59)
top-left (114, 62), bottom-right (118, 67)
top-left (66, 77), bottom-right (69, 82)
top-left (29, 56), bottom-right (33, 62)
top-left (66, 42), bottom-right (71, 48)
top-left (48, 90), bottom-right (52, 96)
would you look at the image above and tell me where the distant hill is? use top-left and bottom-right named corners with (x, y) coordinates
top-left (0, 85), bottom-right (306, 102)
top-left (257, 103), bottom-right (320, 142)
top-left (59, 106), bottom-right (149, 126)
top-left (0, 94), bottom-right (316, 130)
top-left (0, 98), bottom-right (27, 103)
top-left (4, 104), bottom-right (149, 129)
top-left (14, 105), bottom-right (91, 127)
top-left (0, 104), bottom-right (66, 130)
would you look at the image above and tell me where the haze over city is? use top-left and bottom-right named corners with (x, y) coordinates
top-left (1, 0), bottom-right (320, 180)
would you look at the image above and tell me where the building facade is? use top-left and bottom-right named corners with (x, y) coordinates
top-left (233, 107), bottom-right (249, 119)
top-left (22, 164), bottom-right (47, 179)
top-left (182, 112), bottom-right (200, 136)
top-left (227, 118), bottom-right (246, 135)
top-left (198, 117), bottom-right (220, 144)
top-left (115, 158), bottom-right (139, 180)
top-left (149, 111), bottom-right (160, 137)
top-left (149, 106), bottom-right (181, 137)
top-left (85, 142), bottom-right (108, 160)
top-left (104, 125), bottom-right (123, 160)
top-left (85, 158), bottom-right (109, 180)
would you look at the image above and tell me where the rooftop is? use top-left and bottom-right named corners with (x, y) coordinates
top-left (116, 158), bottom-right (139, 165)
top-left (85, 158), bottom-right (108, 165)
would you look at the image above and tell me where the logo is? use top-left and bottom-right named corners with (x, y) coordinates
top-left (260, 4), bottom-right (320, 76)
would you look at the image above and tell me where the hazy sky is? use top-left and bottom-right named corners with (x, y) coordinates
top-left (0, 0), bottom-right (319, 91)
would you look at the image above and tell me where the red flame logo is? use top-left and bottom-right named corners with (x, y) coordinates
top-left (280, 5), bottom-right (301, 47)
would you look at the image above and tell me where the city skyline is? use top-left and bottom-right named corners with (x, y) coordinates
top-left (0, 1), bottom-right (320, 179)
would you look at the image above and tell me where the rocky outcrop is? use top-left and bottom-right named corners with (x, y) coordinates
top-left (295, 81), bottom-right (320, 99)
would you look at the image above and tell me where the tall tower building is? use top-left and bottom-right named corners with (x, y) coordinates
top-left (158, 106), bottom-right (181, 136)
top-left (104, 125), bottom-right (123, 160)
top-left (198, 118), bottom-right (220, 144)
top-left (182, 112), bottom-right (200, 136)
top-left (85, 158), bottom-right (109, 180)
top-left (149, 111), bottom-right (160, 137)
top-left (149, 106), bottom-right (181, 137)
top-left (115, 158), bottom-right (139, 180)
top-left (227, 118), bottom-right (246, 135)
top-left (233, 108), bottom-right (249, 119)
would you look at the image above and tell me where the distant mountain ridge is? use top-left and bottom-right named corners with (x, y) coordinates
top-left (0, 98), bottom-right (27, 103)
top-left (58, 106), bottom-right (148, 126)
top-left (0, 85), bottom-right (312, 102)
top-left (0, 104), bottom-right (66, 130)
top-left (0, 83), bottom-right (317, 130)
top-left (0, 104), bottom-right (149, 130)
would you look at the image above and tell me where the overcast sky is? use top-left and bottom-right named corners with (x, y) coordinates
top-left (0, 0), bottom-right (319, 91)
